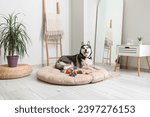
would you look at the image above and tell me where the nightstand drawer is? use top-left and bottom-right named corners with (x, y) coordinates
top-left (117, 45), bottom-right (139, 56)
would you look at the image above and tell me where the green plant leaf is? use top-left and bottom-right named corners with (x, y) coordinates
top-left (0, 12), bottom-right (31, 59)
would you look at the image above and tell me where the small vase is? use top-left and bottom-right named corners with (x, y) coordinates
top-left (138, 41), bottom-right (142, 45)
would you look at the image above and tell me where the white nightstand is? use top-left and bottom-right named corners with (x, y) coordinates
top-left (114, 45), bottom-right (150, 76)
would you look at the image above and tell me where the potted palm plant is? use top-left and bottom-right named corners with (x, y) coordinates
top-left (0, 13), bottom-right (31, 67)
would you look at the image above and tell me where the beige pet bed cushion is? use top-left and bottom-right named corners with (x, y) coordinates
top-left (37, 66), bottom-right (111, 85)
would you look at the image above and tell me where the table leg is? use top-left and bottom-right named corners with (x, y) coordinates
top-left (56, 39), bottom-right (58, 58)
top-left (109, 46), bottom-right (112, 65)
top-left (137, 57), bottom-right (140, 76)
top-left (60, 39), bottom-right (63, 56)
top-left (146, 56), bottom-right (150, 71)
top-left (114, 56), bottom-right (120, 72)
top-left (126, 56), bottom-right (128, 69)
top-left (136, 57), bottom-right (138, 66)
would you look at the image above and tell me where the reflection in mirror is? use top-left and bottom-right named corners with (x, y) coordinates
top-left (95, 0), bottom-right (124, 65)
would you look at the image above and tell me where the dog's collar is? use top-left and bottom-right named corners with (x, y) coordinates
top-left (79, 53), bottom-right (85, 59)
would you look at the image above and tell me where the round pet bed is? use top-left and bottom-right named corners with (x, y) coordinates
top-left (0, 64), bottom-right (32, 79)
top-left (37, 66), bottom-right (111, 85)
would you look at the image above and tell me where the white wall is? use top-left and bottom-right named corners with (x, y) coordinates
top-left (71, 0), bottom-right (84, 54)
top-left (0, 0), bottom-right (43, 65)
top-left (0, 0), bottom-right (70, 65)
top-left (122, 0), bottom-right (150, 69)
top-left (71, 0), bottom-right (99, 55)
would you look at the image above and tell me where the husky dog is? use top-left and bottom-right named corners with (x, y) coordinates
top-left (55, 41), bottom-right (93, 70)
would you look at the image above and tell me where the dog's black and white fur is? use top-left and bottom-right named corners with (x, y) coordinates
top-left (55, 41), bottom-right (93, 70)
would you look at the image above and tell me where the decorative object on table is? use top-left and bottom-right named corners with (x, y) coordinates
top-left (137, 36), bottom-right (143, 45)
top-left (0, 13), bottom-right (31, 67)
top-left (43, 0), bottom-right (64, 66)
top-left (126, 39), bottom-right (134, 45)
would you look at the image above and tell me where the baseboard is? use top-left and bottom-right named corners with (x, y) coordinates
top-left (95, 62), bottom-right (115, 67)
top-left (120, 65), bottom-right (150, 72)
top-left (32, 64), bottom-right (43, 68)
top-left (32, 63), bottom-right (55, 68)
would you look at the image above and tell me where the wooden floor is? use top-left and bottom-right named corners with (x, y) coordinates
top-left (0, 65), bottom-right (150, 100)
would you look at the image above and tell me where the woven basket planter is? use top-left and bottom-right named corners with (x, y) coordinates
top-left (0, 64), bottom-right (32, 79)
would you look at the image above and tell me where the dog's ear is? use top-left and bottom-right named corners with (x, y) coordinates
top-left (81, 42), bottom-right (84, 46)
top-left (87, 41), bottom-right (90, 45)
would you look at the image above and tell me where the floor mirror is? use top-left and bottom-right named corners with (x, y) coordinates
top-left (95, 0), bottom-right (124, 65)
